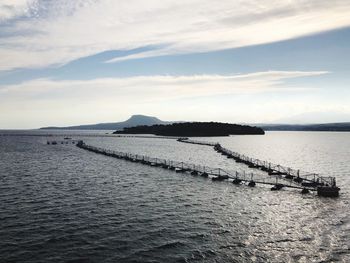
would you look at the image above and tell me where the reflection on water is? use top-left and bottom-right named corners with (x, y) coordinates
top-left (0, 131), bottom-right (349, 262)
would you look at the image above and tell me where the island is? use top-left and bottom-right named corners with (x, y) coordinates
top-left (113, 122), bottom-right (265, 136)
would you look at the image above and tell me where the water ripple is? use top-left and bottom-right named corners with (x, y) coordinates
top-left (0, 132), bottom-right (349, 262)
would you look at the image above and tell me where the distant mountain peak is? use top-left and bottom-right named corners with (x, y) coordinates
top-left (127, 114), bottom-right (161, 121)
top-left (123, 115), bottom-right (166, 127)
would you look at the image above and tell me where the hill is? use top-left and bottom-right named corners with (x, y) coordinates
top-left (113, 122), bottom-right (265, 136)
top-left (40, 115), bottom-right (171, 130)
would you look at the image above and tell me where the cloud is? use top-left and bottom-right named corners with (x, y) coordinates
top-left (0, 70), bottom-right (328, 100)
top-left (0, 0), bottom-right (37, 21)
top-left (0, 0), bottom-right (350, 70)
top-left (0, 70), bottom-right (333, 128)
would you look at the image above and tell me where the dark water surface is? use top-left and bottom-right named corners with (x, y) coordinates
top-left (0, 131), bottom-right (349, 262)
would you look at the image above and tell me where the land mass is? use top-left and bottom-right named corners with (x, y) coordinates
top-left (40, 115), bottom-right (172, 130)
top-left (260, 122), bottom-right (350, 132)
top-left (113, 122), bottom-right (265, 136)
top-left (40, 114), bottom-right (350, 132)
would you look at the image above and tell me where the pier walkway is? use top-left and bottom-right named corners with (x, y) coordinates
top-left (75, 141), bottom-right (320, 194)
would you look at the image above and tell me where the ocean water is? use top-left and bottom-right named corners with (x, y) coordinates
top-left (0, 131), bottom-right (349, 262)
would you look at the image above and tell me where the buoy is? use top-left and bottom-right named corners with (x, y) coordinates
top-left (232, 178), bottom-right (241, 185)
top-left (285, 174), bottom-right (294, 179)
top-left (294, 177), bottom-right (303, 183)
top-left (301, 188), bottom-right (309, 194)
top-left (271, 184), bottom-right (283, 191)
top-left (248, 181), bottom-right (256, 187)
top-left (201, 172), bottom-right (209, 177)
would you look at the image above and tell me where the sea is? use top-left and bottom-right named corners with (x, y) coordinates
top-left (0, 130), bottom-right (349, 263)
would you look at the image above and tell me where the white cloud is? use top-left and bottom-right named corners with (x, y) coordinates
top-left (0, 0), bottom-right (37, 21)
top-left (0, 70), bottom-right (327, 100)
top-left (0, 70), bottom-right (336, 128)
top-left (0, 0), bottom-right (350, 70)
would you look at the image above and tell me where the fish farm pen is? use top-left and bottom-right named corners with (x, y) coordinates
top-left (177, 138), bottom-right (340, 197)
top-left (46, 136), bottom-right (340, 197)
top-left (47, 138), bottom-right (339, 197)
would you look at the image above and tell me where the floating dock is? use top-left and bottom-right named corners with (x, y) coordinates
top-left (177, 138), bottom-right (340, 197)
top-left (74, 141), bottom-right (329, 195)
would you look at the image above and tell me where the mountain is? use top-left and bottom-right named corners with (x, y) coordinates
top-left (260, 122), bottom-right (350, 131)
top-left (40, 115), bottom-right (171, 130)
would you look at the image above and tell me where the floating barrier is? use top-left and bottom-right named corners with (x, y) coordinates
top-left (74, 141), bottom-right (323, 196)
top-left (47, 139), bottom-right (83, 145)
top-left (2, 132), bottom-right (179, 139)
top-left (177, 138), bottom-right (340, 197)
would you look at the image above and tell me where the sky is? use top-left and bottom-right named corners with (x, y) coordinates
top-left (0, 0), bottom-right (350, 128)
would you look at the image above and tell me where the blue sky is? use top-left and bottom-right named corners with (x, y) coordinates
top-left (0, 0), bottom-right (350, 128)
